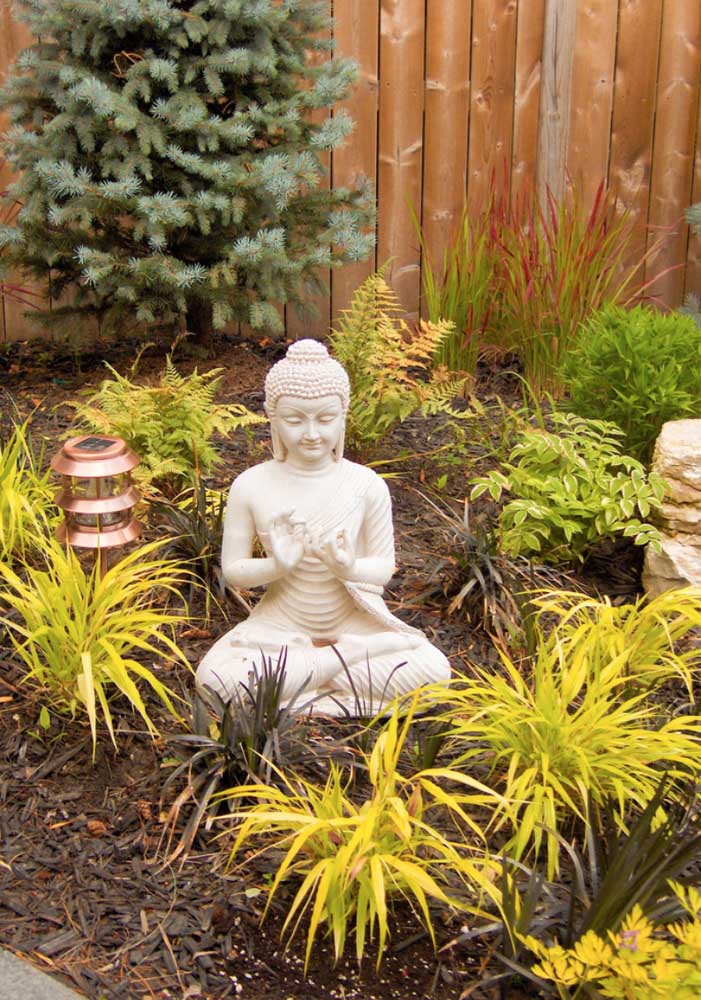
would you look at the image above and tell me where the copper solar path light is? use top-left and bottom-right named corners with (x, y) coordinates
top-left (51, 435), bottom-right (141, 576)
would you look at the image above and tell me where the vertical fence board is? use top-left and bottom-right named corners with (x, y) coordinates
top-left (567, 0), bottom-right (618, 202)
top-left (645, 2), bottom-right (701, 306)
top-left (421, 0), bottom-right (472, 282)
top-left (536, 0), bottom-right (577, 206)
top-left (377, 0), bottom-right (425, 315)
top-left (685, 83), bottom-right (701, 301)
top-left (0, 2), bottom-right (47, 342)
top-left (512, 0), bottom-right (545, 190)
top-left (331, 0), bottom-right (380, 326)
top-left (286, 0), bottom-right (332, 340)
top-left (608, 0), bottom-right (664, 281)
top-left (467, 0), bottom-right (518, 212)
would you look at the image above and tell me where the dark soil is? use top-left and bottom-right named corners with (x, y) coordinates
top-left (0, 335), bottom-right (640, 999)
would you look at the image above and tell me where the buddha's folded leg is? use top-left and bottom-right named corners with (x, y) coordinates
top-left (195, 627), bottom-right (450, 713)
top-left (195, 626), bottom-right (363, 702)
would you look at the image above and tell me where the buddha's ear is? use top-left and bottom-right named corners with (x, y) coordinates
top-left (334, 422), bottom-right (345, 462)
top-left (270, 422), bottom-right (286, 461)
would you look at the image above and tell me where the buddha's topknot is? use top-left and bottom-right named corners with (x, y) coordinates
top-left (264, 339), bottom-right (350, 412)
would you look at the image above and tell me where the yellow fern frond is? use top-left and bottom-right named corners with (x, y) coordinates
top-left (328, 270), bottom-right (460, 456)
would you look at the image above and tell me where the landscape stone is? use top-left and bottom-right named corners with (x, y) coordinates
top-left (0, 949), bottom-right (83, 1000)
top-left (643, 419), bottom-right (701, 595)
top-left (650, 419), bottom-right (701, 503)
top-left (643, 532), bottom-right (701, 598)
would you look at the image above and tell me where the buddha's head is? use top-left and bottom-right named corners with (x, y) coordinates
top-left (264, 340), bottom-right (350, 467)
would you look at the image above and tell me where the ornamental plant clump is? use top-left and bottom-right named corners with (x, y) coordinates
top-left (150, 474), bottom-right (227, 614)
top-left (430, 638), bottom-right (701, 879)
top-left (563, 304), bottom-right (701, 463)
top-left (0, 539), bottom-right (191, 750)
top-left (417, 177), bottom-right (657, 391)
top-left (159, 649), bottom-right (321, 864)
top-left (219, 697), bottom-right (505, 970)
top-left (493, 182), bottom-right (655, 397)
top-left (414, 196), bottom-right (497, 375)
top-left (0, 418), bottom-right (58, 564)
top-left (73, 356), bottom-right (264, 494)
top-left (532, 587), bottom-right (701, 698)
top-left (0, 0), bottom-right (374, 339)
top-left (526, 886), bottom-right (701, 999)
top-left (471, 411), bottom-right (665, 563)
top-left (328, 270), bottom-right (465, 457)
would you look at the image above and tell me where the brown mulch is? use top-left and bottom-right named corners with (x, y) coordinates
top-left (0, 335), bottom-right (639, 999)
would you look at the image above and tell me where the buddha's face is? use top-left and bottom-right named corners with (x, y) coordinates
top-left (272, 394), bottom-right (345, 469)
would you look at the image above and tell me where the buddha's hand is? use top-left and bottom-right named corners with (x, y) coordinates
top-left (269, 509), bottom-right (306, 576)
top-left (316, 528), bottom-right (357, 580)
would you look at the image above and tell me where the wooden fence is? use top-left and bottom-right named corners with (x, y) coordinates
top-left (1, 0), bottom-right (701, 342)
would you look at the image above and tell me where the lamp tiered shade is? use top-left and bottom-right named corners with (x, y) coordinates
top-left (51, 436), bottom-right (141, 548)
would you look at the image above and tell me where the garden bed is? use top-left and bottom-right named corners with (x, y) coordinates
top-left (0, 336), bottom-right (646, 999)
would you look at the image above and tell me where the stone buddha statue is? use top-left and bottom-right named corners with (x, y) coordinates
top-left (196, 339), bottom-right (451, 714)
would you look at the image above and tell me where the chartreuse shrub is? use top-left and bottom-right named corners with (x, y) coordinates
top-left (73, 357), bottom-right (264, 494)
top-left (328, 270), bottom-right (465, 457)
top-left (526, 885), bottom-right (701, 999)
top-left (0, 419), bottom-right (58, 564)
top-left (429, 638), bottom-right (701, 880)
top-left (219, 696), bottom-right (505, 970)
top-left (533, 587), bottom-right (701, 698)
top-left (0, 539), bottom-right (190, 750)
top-left (471, 412), bottom-right (665, 563)
top-left (563, 304), bottom-right (701, 463)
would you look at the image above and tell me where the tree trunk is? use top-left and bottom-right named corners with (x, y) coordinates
top-left (185, 298), bottom-right (214, 346)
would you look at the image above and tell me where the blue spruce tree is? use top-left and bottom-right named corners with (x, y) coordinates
top-left (0, 0), bottom-right (375, 339)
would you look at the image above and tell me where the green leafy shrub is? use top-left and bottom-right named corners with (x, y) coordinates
top-left (471, 412), bottom-right (665, 563)
top-left (73, 357), bottom-right (264, 494)
top-left (526, 886), bottom-right (701, 999)
top-left (430, 639), bottom-right (701, 879)
top-left (0, 418), bottom-right (58, 563)
top-left (0, 539), bottom-right (190, 749)
top-left (563, 304), bottom-right (701, 463)
top-left (220, 697), bottom-right (504, 969)
top-left (328, 270), bottom-right (466, 457)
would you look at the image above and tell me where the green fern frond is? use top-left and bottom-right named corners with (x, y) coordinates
top-left (72, 358), bottom-right (265, 494)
